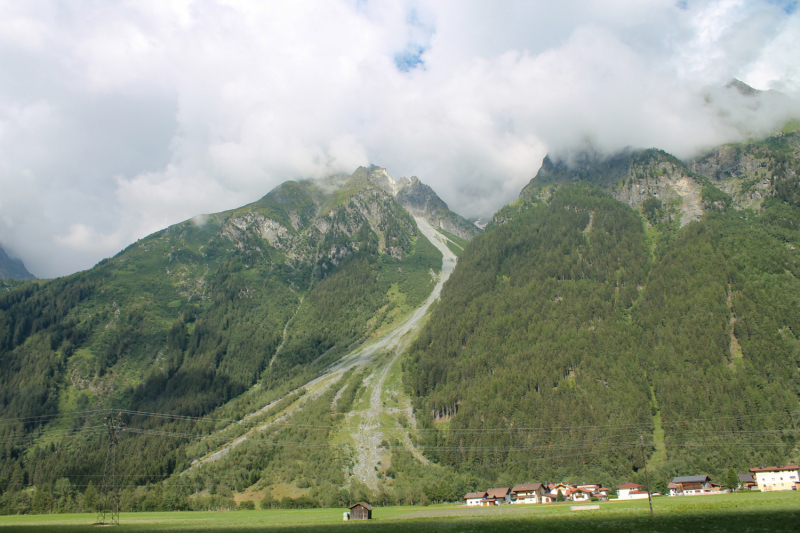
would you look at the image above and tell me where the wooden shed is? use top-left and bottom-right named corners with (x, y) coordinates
top-left (349, 502), bottom-right (373, 520)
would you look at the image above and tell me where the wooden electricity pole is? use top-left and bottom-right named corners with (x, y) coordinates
top-left (641, 435), bottom-right (653, 517)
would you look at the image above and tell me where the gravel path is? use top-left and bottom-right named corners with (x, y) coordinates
top-left (188, 218), bottom-right (458, 482)
top-left (349, 218), bottom-right (457, 490)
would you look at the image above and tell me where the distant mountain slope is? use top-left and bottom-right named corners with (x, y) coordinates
top-left (0, 244), bottom-right (34, 280)
top-left (408, 137), bottom-right (800, 486)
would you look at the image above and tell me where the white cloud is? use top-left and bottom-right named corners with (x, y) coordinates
top-left (0, 0), bottom-right (798, 277)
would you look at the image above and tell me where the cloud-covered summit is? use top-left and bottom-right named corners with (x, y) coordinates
top-left (1, 1), bottom-right (799, 277)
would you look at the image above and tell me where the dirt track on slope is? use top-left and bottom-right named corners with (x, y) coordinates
top-left (189, 218), bottom-right (458, 480)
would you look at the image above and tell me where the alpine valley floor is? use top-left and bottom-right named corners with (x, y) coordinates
top-left (0, 491), bottom-right (798, 532)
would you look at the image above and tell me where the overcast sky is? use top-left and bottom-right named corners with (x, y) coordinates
top-left (1, 0), bottom-right (799, 278)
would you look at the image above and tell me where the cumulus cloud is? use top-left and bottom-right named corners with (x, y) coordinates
top-left (0, 0), bottom-right (799, 277)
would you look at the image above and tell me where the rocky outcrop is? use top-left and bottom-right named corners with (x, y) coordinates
top-left (0, 244), bottom-right (34, 280)
top-left (521, 148), bottom-right (706, 227)
top-left (689, 142), bottom-right (792, 209)
top-left (355, 165), bottom-right (481, 241)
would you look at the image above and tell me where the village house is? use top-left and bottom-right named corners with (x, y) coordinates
top-left (569, 488), bottom-right (593, 502)
top-left (541, 491), bottom-right (556, 503)
top-left (549, 483), bottom-right (571, 499)
top-left (483, 487), bottom-right (511, 505)
top-left (617, 482), bottom-right (649, 500)
top-left (749, 466), bottom-right (800, 492)
top-left (670, 475), bottom-right (723, 495)
top-left (667, 482), bottom-right (678, 497)
top-left (737, 473), bottom-right (757, 491)
top-left (594, 487), bottom-right (611, 501)
top-left (510, 483), bottom-right (545, 504)
top-left (464, 491), bottom-right (488, 506)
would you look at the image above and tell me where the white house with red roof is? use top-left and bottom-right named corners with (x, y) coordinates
top-left (464, 491), bottom-right (487, 506)
top-left (617, 482), bottom-right (648, 500)
top-left (569, 487), bottom-right (593, 502)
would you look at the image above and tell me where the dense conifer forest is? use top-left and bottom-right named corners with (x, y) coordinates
top-left (407, 134), bottom-right (800, 488)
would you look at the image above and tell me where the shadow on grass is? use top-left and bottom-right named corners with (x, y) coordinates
top-left (1, 508), bottom-right (800, 533)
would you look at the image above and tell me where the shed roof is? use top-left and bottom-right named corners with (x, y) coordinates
top-left (738, 474), bottom-right (755, 482)
top-left (350, 502), bottom-right (373, 511)
top-left (464, 492), bottom-right (487, 499)
top-left (672, 475), bottom-right (710, 483)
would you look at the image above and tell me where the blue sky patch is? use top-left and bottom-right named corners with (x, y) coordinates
top-left (395, 45), bottom-right (427, 72)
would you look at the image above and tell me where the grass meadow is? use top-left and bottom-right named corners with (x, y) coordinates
top-left (0, 491), bottom-right (798, 532)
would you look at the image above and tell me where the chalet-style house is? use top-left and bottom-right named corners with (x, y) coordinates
top-left (617, 483), bottom-right (649, 500)
top-left (669, 475), bottom-right (723, 495)
top-left (737, 473), bottom-right (757, 490)
top-left (569, 488), bottom-right (593, 502)
top-left (469, 487), bottom-right (512, 506)
top-left (511, 483), bottom-right (545, 504)
top-left (464, 491), bottom-right (488, 506)
top-left (748, 466), bottom-right (800, 492)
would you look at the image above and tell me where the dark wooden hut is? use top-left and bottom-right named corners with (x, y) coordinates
top-left (349, 502), bottom-right (373, 520)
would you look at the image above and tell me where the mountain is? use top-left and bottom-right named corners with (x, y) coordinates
top-left (0, 244), bottom-right (34, 280)
top-left (3, 127), bottom-right (800, 514)
top-left (352, 165), bottom-right (481, 240)
top-left (408, 130), bottom-right (800, 487)
top-left (0, 165), bottom-right (478, 511)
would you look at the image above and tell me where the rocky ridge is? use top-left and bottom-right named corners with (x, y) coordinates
top-left (0, 244), bottom-right (34, 280)
top-left (515, 130), bottom-right (800, 227)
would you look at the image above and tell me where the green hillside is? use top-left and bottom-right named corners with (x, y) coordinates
top-left (406, 134), bottom-right (800, 488)
top-left (0, 168), bottom-right (447, 508)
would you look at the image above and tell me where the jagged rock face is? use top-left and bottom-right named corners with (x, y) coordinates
top-left (354, 165), bottom-right (481, 240)
top-left (521, 149), bottom-right (706, 227)
top-left (611, 158), bottom-right (704, 227)
top-left (689, 142), bottom-right (796, 209)
top-left (0, 244), bottom-right (34, 280)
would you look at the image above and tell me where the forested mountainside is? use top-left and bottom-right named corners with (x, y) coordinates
top-left (0, 166), bottom-right (475, 505)
top-left (407, 129), bottom-right (800, 487)
top-left (0, 245), bottom-right (34, 281)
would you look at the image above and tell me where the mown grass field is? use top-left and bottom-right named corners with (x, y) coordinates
top-left (0, 492), bottom-right (798, 532)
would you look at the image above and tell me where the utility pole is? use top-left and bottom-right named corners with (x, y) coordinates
top-left (641, 434), bottom-right (653, 518)
top-left (98, 410), bottom-right (125, 526)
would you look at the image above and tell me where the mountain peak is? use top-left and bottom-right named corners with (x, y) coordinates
top-left (725, 78), bottom-right (760, 97)
top-left (354, 165), bottom-right (481, 240)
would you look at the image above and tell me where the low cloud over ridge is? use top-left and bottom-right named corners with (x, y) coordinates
top-left (1, 0), bottom-right (799, 277)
